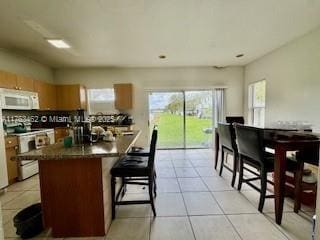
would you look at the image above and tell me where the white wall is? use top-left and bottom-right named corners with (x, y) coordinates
top-left (244, 26), bottom-right (320, 237)
top-left (0, 48), bottom-right (54, 82)
top-left (0, 202), bottom-right (3, 240)
top-left (244, 27), bottom-right (320, 131)
top-left (55, 67), bottom-right (244, 146)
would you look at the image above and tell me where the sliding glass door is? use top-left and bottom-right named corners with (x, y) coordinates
top-left (149, 91), bottom-right (184, 148)
top-left (185, 91), bottom-right (213, 148)
top-left (148, 90), bottom-right (214, 149)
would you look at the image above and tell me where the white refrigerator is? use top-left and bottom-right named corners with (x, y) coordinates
top-left (0, 107), bottom-right (8, 189)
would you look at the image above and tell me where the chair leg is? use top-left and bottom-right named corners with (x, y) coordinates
top-left (121, 177), bottom-right (126, 198)
top-left (258, 169), bottom-right (267, 213)
top-left (148, 176), bottom-right (156, 216)
top-left (294, 161), bottom-right (304, 213)
top-left (219, 148), bottom-right (225, 176)
top-left (237, 156), bottom-right (243, 191)
top-left (231, 153), bottom-right (237, 188)
top-left (214, 148), bottom-right (219, 170)
top-left (111, 176), bottom-right (116, 219)
top-left (153, 171), bottom-right (157, 197)
top-left (225, 153), bottom-right (229, 164)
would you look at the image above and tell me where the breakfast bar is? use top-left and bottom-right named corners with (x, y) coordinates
top-left (15, 131), bottom-right (141, 238)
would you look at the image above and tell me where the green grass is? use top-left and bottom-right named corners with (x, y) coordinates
top-left (150, 112), bottom-right (213, 148)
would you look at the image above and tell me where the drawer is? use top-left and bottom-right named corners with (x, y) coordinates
top-left (5, 136), bottom-right (18, 148)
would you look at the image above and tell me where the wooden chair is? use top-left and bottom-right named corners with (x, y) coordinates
top-left (110, 128), bottom-right (158, 219)
top-left (226, 116), bottom-right (244, 124)
top-left (218, 123), bottom-right (238, 187)
top-left (128, 125), bottom-right (158, 157)
top-left (234, 124), bottom-right (298, 212)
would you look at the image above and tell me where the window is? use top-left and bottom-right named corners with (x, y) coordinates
top-left (248, 80), bottom-right (266, 127)
top-left (87, 88), bottom-right (116, 114)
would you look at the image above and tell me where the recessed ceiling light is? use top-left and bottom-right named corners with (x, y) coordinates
top-left (236, 54), bottom-right (244, 58)
top-left (159, 55), bottom-right (166, 59)
top-left (47, 39), bottom-right (71, 49)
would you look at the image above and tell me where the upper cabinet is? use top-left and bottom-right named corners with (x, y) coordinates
top-left (56, 84), bottom-right (87, 111)
top-left (17, 75), bottom-right (34, 91)
top-left (0, 69), bottom-right (88, 111)
top-left (0, 70), bottom-right (34, 91)
top-left (114, 83), bottom-right (133, 110)
top-left (34, 80), bottom-right (57, 110)
top-left (0, 70), bottom-right (18, 89)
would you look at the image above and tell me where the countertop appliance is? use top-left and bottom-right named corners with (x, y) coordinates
top-left (8, 128), bottom-right (54, 180)
top-left (0, 88), bottom-right (39, 110)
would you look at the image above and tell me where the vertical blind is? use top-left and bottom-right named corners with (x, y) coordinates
top-left (214, 88), bottom-right (225, 127)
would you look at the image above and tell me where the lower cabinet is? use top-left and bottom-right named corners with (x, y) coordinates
top-left (5, 136), bottom-right (19, 184)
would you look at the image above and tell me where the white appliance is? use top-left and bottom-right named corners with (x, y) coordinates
top-left (0, 108), bottom-right (8, 189)
top-left (10, 129), bottom-right (54, 180)
top-left (0, 88), bottom-right (39, 110)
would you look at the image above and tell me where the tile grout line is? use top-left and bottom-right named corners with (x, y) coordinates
top-left (210, 159), bottom-right (291, 240)
top-left (262, 213), bottom-right (291, 240)
top-left (206, 175), bottom-right (244, 240)
top-left (173, 165), bottom-right (198, 240)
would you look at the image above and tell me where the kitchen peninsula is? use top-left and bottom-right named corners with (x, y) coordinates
top-left (15, 130), bottom-right (141, 238)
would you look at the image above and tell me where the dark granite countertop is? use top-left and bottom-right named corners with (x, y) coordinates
top-left (15, 130), bottom-right (141, 160)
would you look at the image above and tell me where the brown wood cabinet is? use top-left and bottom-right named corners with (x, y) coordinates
top-left (17, 75), bottom-right (34, 91)
top-left (34, 80), bottom-right (57, 110)
top-left (114, 83), bottom-right (133, 110)
top-left (54, 127), bottom-right (70, 143)
top-left (0, 70), bottom-right (34, 91)
top-left (0, 70), bottom-right (18, 89)
top-left (5, 136), bottom-right (19, 184)
top-left (56, 84), bottom-right (87, 111)
top-left (1, 69), bottom-right (88, 111)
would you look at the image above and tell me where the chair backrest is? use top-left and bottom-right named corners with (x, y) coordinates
top-left (226, 116), bottom-right (245, 124)
top-left (148, 127), bottom-right (158, 169)
top-left (218, 123), bottom-right (237, 151)
top-left (234, 124), bottom-right (265, 164)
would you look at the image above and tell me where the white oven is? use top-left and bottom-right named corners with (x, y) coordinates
top-left (0, 88), bottom-right (39, 110)
top-left (15, 129), bottom-right (55, 180)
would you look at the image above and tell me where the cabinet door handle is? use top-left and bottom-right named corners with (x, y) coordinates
top-left (19, 87), bottom-right (22, 90)
top-left (14, 146), bottom-right (18, 150)
top-left (8, 140), bottom-right (12, 144)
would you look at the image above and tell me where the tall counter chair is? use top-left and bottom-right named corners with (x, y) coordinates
top-left (111, 128), bottom-right (158, 218)
top-left (218, 123), bottom-right (238, 187)
top-left (226, 116), bottom-right (245, 124)
top-left (234, 124), bottom-right (298, 212)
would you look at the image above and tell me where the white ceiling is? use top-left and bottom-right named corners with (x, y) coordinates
top-left (0, 0), bottom-right (320, 68)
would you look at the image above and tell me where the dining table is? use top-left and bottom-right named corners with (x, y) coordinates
top-left (214, 126), bottom-right (320, 225)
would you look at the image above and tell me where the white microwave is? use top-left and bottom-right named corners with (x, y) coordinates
top-left (0, 88), bottom-right (39, 110)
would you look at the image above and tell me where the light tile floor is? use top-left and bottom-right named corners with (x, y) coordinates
top-left (0, 149), bottom-right (316, 240)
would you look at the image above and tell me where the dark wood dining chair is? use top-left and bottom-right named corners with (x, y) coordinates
top-left (110, 128), bottom-right (158, 219)
top-left (234, 124), bottom-right (298, 212)
top-left (226, 116), bottom-right (245, 124)
top-left (218, 123), bottom-right (238, 187)
top-left (128, 125), bottom-right (158, 157)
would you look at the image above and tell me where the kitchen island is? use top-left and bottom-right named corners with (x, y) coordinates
top-left (16, 130), bottom-right (141, 238)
